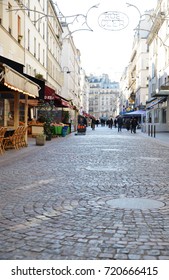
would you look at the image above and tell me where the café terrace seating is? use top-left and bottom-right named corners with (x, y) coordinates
top-left (3, 126), bottom-right (27, 151)
top-left (0, 127), bottom-right (7, 154)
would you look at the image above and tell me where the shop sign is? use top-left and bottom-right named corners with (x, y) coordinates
top-left (98, 11), bottom-right (129, 31)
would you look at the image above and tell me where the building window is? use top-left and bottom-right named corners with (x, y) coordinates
top-left (38, 14), bottom-right (40, 32)
top-left (17, 15), bottom-right (22, 43)
top-left (38, 43), bottom-right (40, 61)
top-left (34, 6), bottom-right (36, 25)
top-left (0, 1), bottom-right (2, 24)
top-left (28, 29), bottom-right (30, 51)
top-left (162, 109), bottom-right (166, 123)
top-left (154, 109), bottom-right (159, 123)
top-left (28, 0), bottom-right (30, 17)
top-left (34, 37), bottom-right (36, 57)
top-left (8, 3), bottom-right (12, 34)
top-left (17, 15), bottom-right (21, 35)
top-left (43, 49), bottom-right (45, 66)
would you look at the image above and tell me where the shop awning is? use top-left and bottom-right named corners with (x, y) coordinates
top-left (124, 110), bottom-right (146, 116)
top-left (44, 85), bottom-right (71, 108)
top-left (60, 99), bottom-right (71, 107)
top-left (83, 111), bottom-right (95, 118)
top-left (44, 85), bottom-right (56, 100)
top-left (146, 97), bottom-right (167, 109)
top-left (1, 64), bottom-right (40, 98)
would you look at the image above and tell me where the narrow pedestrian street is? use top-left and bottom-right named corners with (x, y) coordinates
top-left (0, 126), bottom-right (169, 260)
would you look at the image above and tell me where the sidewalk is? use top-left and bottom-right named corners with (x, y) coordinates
top-left (139, 129), bottom-right (169, 146)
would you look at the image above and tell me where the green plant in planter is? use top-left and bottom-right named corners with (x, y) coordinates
top-left (36, 134), bottom-right (46, 146)
top-left (62, 110), bottom-right (70, 123)
top-left (38, 100), bottom-right (56, 140)
top-left (35, 73), bottom-right (45, 81)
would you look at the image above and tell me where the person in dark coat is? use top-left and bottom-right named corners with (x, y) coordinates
top-left (126, 119), bottom-right (131, 131)
top-left (96, 119), bottom-right (99, 127)
top-left (131, 117), bottom-right (138, 133)
top-left (114, 118), bottom-right (117, 128)
top-left (91, 118), bottom-right (95, 130)
top-left (117, 116), bottom-right (123, 132)
top-left (109, 118), bottom-right (113, 129)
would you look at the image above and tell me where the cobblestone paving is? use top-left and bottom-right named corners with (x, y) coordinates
top-left (0, 126), bottom-right (169, 260)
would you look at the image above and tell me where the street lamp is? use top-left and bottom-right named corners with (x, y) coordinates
top-left (62, 66), bottom-right (71, 74)
top-left (126, 2), bottom-right (141, 18)
top-left (126, 2), bottom-right (141, 38)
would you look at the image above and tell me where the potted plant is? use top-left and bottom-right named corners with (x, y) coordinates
top-left (36, 134), bottom-right (46, 146)
top-left (37, 100), bottom-right (56, 141)
top-left (62, 110), bottom-right (70, 123)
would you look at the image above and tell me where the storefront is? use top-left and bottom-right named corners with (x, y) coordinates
top-left (146, 97), bottom-right (168, 132)
top-left (0, 63), bottom-right (40, 142)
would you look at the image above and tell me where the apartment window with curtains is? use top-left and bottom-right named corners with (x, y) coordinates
top-left (38, 14), bottom-right (40, 32)
top-left (28, 29), bottom-right (30, 51)
top-left (8, 2), bottom-right (12, 34)
top-left (38, 43), bottom-right (40, 61)
top-left (43, 49), bottom-right (45, 66)
top-left (34, 6), bottom-right (36, 25)
top-left (34, 37), bottom-right (36, 57)
top-left (27, 0), bottom-right (30, 17)
top-left (0, 1), bottom-right (2, 24)
top-left (43, 22), bottom-right (45, 39)
top-left (17, 16), bottom-right (21, 35)
top-left (17, 15), bottom-right (21, 43)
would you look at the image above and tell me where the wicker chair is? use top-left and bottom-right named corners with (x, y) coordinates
top-left (4, 126), bottom-right (21, 150)
top-left (0, 127), bottom-right (7, 154)
top-left (19, 126), bottom-right (27, 147)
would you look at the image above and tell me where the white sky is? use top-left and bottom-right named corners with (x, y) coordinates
top-left (56, 0), bottom-right (157, 81)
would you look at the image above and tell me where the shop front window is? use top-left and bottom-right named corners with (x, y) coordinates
top-left (162, 109), bottom-right (167, 123)
top-left (154, 109), bottom-right (159, 123)
top-left (0, 100), bottom-right (4, 126)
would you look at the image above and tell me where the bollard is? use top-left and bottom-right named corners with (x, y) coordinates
top-left (151, 125), bottom-right (153, 137)
top-left (154, 125), bottom-right (156, 138)
top-left (148, 125), bottom-right (150, 136)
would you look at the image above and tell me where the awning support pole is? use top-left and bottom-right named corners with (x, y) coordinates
top-left (14, 92), bottom-right (19, 129)
top-left (24, 94), bottom-right (28, 145)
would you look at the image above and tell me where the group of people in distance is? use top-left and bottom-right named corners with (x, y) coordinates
top-left (91, 116), bottom-right (138, 133)
top-left (116, 116), bottom-right (138, 133)
top-left (90, 116), bottom-right (139, 134)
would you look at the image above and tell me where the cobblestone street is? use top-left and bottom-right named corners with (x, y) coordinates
top-left (0, 126), bottom-right (169, 260)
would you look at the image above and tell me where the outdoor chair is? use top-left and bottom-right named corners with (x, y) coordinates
top-left (19, 126), bottom-right (27, 147)
top-left (4, 126), bottom-right (21, 150)
top-left (0, 127), bottom-right (7, 155)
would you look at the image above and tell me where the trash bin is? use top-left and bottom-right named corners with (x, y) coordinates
top-left (62, 126), bottom-right (68, 137)
top-left (57, 126), bottom-right (62, 135)
top-left (53, 126), bottom-right (58, 135)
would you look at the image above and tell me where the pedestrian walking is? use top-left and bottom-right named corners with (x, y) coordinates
top-left (117, 116), bottom-right (123, 132)
top-left (114, 118), bottom-right (117, 128)
top-left (109, 118), bottom-right (113, 129)
top-left (131, 117), bottom-right (138, 133)
top-left (96, 119), bottom-right (99, 127)
top-left (91, 118), bottom-right (95, 130)
top-left (125, 119), bottom-right (130, 131)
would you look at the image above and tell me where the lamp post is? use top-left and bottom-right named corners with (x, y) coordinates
top-left (126, 2), bottom-right (141, 38)
top-left (126, 2), bottom-right (141, 18)
top-left (62, 66), bottom-right (71, 74)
